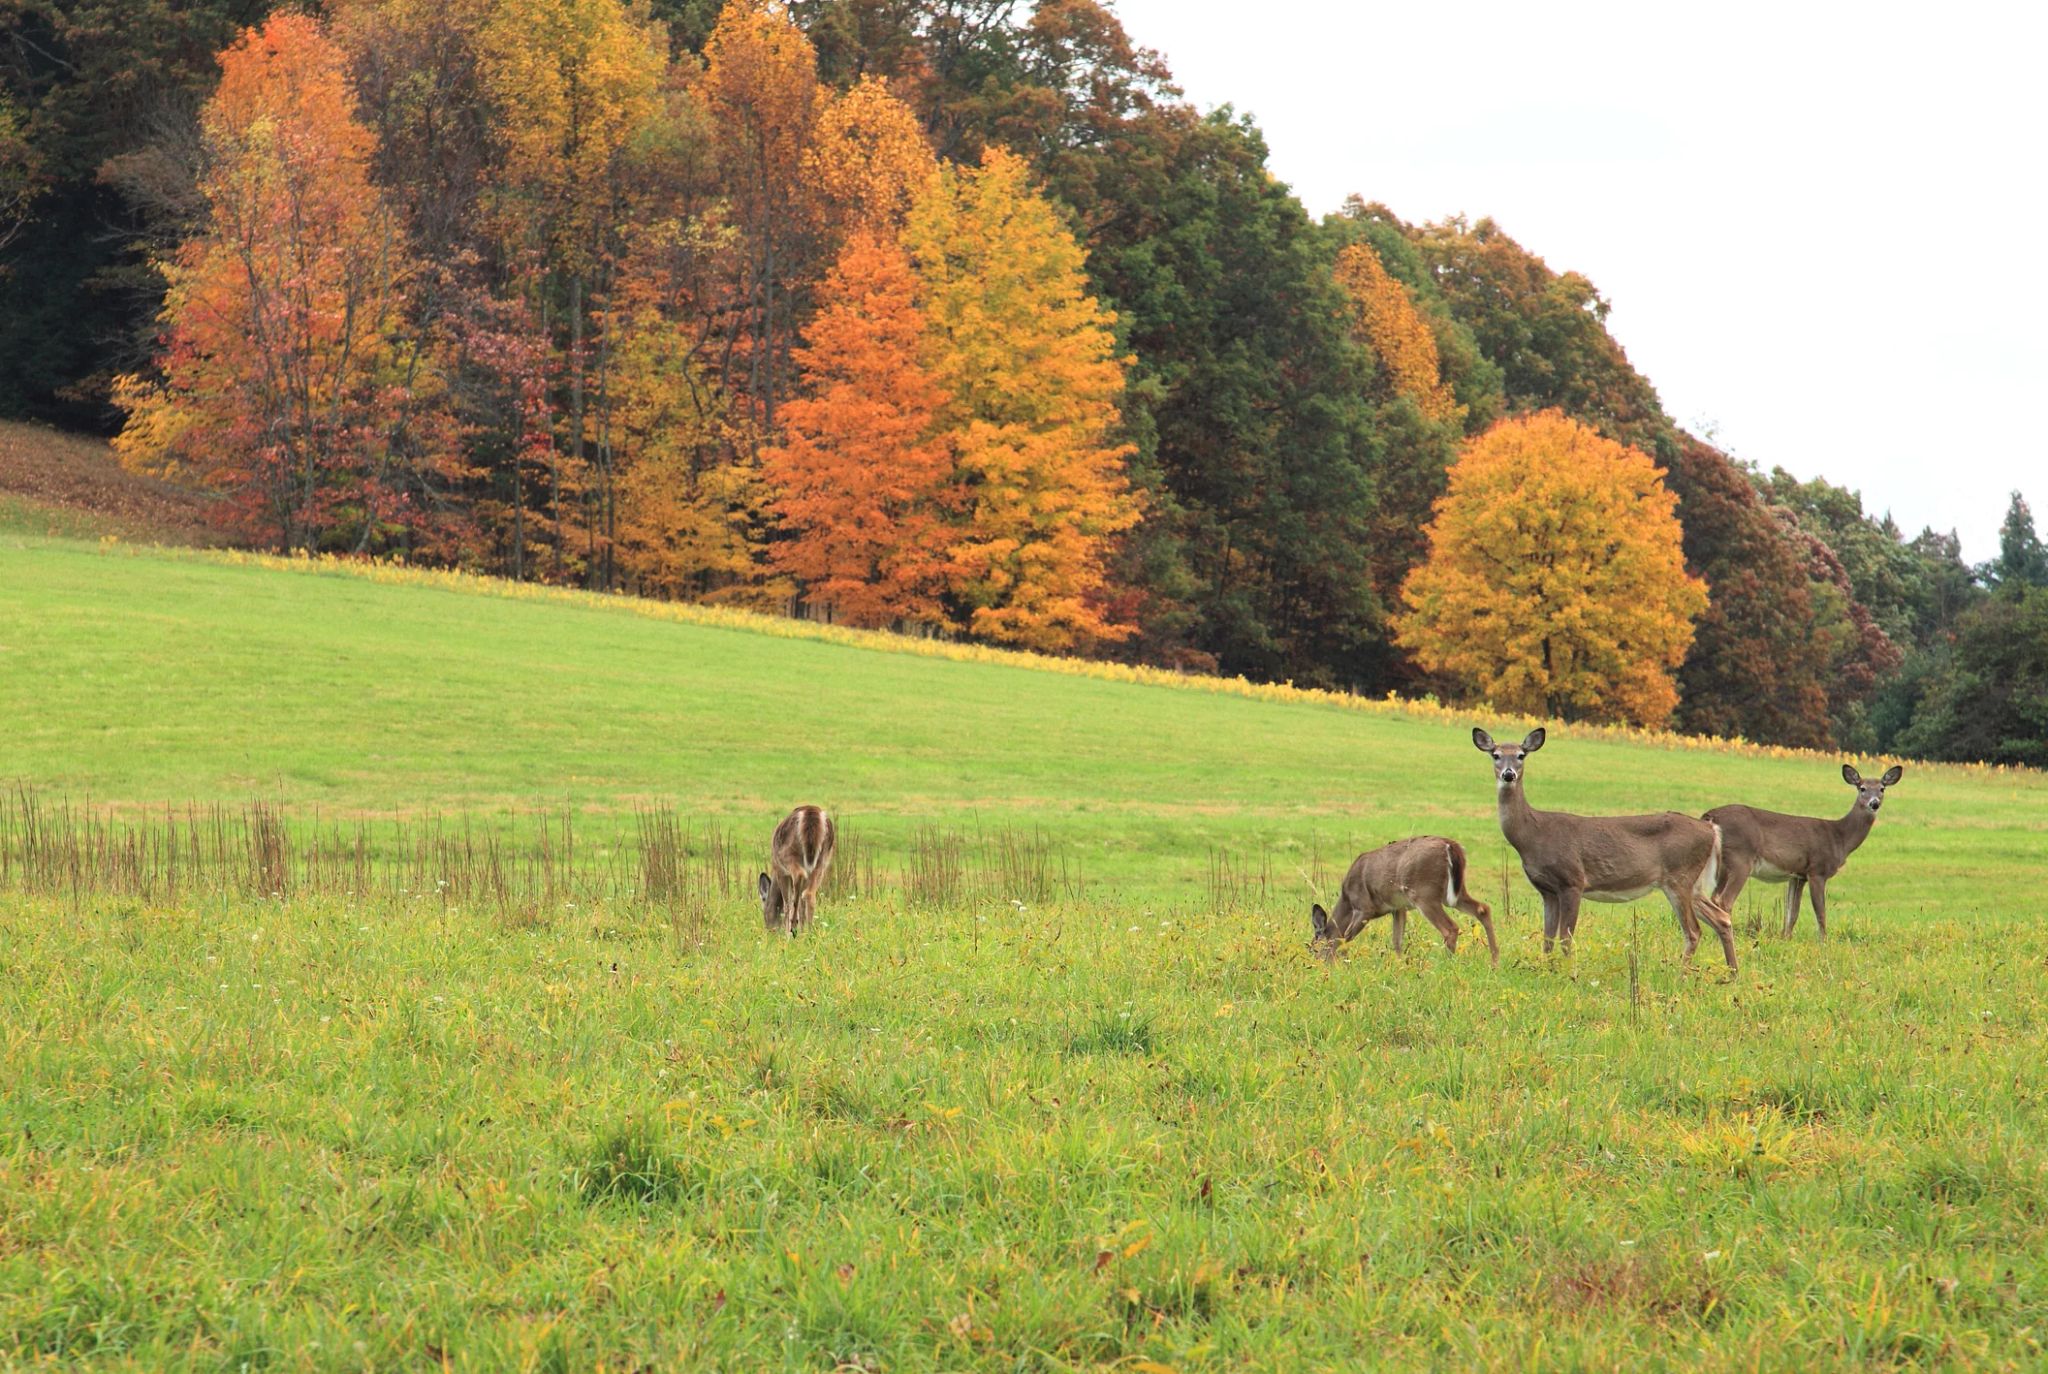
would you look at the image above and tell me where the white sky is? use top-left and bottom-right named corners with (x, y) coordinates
top-left (1109, 0), bottom-right (2046, 561)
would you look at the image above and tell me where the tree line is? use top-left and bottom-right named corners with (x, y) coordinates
top-left (3, 0), bottom-right (2041, 764)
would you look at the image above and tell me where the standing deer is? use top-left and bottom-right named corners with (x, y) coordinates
top-left (1310, 836), bottom-right (1498, 964)
top-left (759, 805), bottom-right (836, 936)
top-left (1474, 726), bottom-right (1738, 970)
top-left (1703, 764), bottom-right (1902, 939)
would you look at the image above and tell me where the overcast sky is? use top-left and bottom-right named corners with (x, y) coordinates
top-left (1109, 0), bottom-right (2044, 562)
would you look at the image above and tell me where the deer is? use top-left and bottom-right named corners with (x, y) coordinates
top-left (758, 804), bottom-right (836, 937)
top-left (1473, 726), bottom-right (1738, 970)
top-left (1309, 837), bottom-right (1499, 964)
top-left (1702, 764), bottom-right (1902, 939)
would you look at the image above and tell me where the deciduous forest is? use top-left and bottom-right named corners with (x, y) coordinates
top-left (4, 0), bottom-right (2042, 762)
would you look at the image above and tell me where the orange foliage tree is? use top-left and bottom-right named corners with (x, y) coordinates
top-left (1394, 410), bottom-right (1706, 726)
top-left (1333, 240), bottom-right (1460, 424)
top-left (761, 230), bottom-right (954, 628)
top-left (112, 13), bottom-right (464, 554)
top-left (904, 146), bottom-right (1140, 653)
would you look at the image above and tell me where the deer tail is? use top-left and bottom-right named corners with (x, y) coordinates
top-left (1445, 840), bottom-right (1467, 907)
top-left (803, 807), bottom-right (829, 874)
top-left (1698, 822), bottom-right (1722, 900)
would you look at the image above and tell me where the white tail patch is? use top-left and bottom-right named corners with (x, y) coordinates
top-left (1443, 842), bottom-right (1459, 907)
top-left (1697, 822), bottom-right (1722, 899)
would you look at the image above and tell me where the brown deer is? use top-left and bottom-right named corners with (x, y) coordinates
top-left (1310, 837), bottom-right (1499, 964)
top-left (1474, 726), bottom-right (1738, 970)
top-left (1703, 763), bottom-right (1902, 939)
top-left (759, 805), bottom-right (836, 936)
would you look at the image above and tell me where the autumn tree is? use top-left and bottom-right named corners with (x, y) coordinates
top-left (113, 12), bottom-right (464, 553)
top-left (608, 285), bottom-right (775, 604)
top-left (806, 74), bottom-right (935, 233)
top-left (761, 229), bottom-right (954, 627)
top-left (699, 0), bottom-right (824, 438)
top-left (905, 144), bottom-right (1139, 651)
top-left (1051, 108), bottom-right (1383, 681)
top-left (1662, 435), bottom-right (1833, 745)
top-left (1412, 215), bottom-right (1672, 458)
top-left (1334, 240), bottom-right (1460, 425)
top-left (474, 0), bottom-right (664, 580)
top-left (1396, 411), bottom-right (1706, 726)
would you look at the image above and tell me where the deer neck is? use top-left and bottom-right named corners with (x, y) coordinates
top-left (1497, 777), bottom-right (1541, 849)
top-left (1832, 801), bottom-right (1878, 858)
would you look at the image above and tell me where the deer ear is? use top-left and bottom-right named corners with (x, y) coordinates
top-left (1881, 765), bottom-right (1903, 786)
top-left (1841, 763), bottom-right (1862, 786)
top-left (757, 872), bottom-right (772, 898)
top-left (1311, 904), bottom-right (1331, 940)
top-left (1472, 727), bottom-right (1495, 751)
top-left (1521, 727), bottom-right (1546, 753)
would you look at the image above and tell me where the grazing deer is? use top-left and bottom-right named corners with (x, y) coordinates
top-left (1310, 837), bottom-right (1498, 964)
top-left (1473, 726), bottom-right (1738, 970)
top-left (759, 805), bottom-right (836, 936)
top-left (1703, 764), bottom-right (1902, 939)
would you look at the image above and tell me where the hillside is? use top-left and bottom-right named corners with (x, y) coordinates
top-left (3, 533), bottom-right (2039, 912)
top-left (6, 532), bottom-right (2048, 1369)
top-left (0, 421), bottom-right (219, 545)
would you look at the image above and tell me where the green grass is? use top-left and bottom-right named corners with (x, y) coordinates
top-left (4, 533), bottom-right (2047, 1370)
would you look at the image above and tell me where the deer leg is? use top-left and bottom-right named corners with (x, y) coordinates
top-left (1556, 890), bottom-right (1582, 955)
top-left (1453, 892), bottom-right (1499, 966)
top-left (1699, 896), bottom-right (1738, 970)
top-left (1712, 855), bottom-right (1752, 915)
top-left (1667, 887), bottom-right (1702, 961)
top-left (1540, 891), bottom-right (1559, 952)
top-left (1390, 909), bottom-right (1407, 953)
top-left (1782, 878), bottom-right (1806, 937)
top-left (1416, 896), bottom-right (1461, 955)
top-left (1808, 876), bottom-right (1828, 940)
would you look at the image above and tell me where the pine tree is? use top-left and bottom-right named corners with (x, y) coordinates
top-left (1990, 492), bottom-right (2048, 592)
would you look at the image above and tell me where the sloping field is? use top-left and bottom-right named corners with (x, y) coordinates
top-left (3, 533), bottom-right (2046, 1370)
top-left (0, 422), bottom-right (220, 546)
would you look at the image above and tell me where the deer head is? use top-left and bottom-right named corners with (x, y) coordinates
top-left (758, 871), bottom-right (787, 929)
top-left (1473, 725), bottom-right (1545, 789)
top-left (1842, 763), bottom-right (1904, 814)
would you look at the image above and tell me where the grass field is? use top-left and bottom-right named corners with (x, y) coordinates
top-left (4, 531), bottom-right (2048, 1370)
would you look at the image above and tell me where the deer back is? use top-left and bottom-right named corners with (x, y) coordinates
top-left (1344, 836), bottom-right (1459, 914)
top-left (1706, 803), bottom-right (1862, 880)
top-left (771, 805), bottom-right (835, 879)
top-left (1517, 808), bottom-right (1716, 894)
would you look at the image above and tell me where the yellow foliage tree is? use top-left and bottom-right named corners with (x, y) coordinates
top-left (699, 0), bottom-right (824, 437)
top-left (806, 76), bottom-right (936, 233)
top-left (607, 232), bottom-right (784, 607)
top-left (476, 0), bottom-right (663, 266)
top-left (904, 145), bottom-right (1140, 653)
top-left (1333, 241), bottom-right (1461, 425)
top-left (1394, 410), bottom-right (1707, 726)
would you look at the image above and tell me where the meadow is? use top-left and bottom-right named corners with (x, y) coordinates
top-left (4, 530), bottom-right (2047, 1370)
